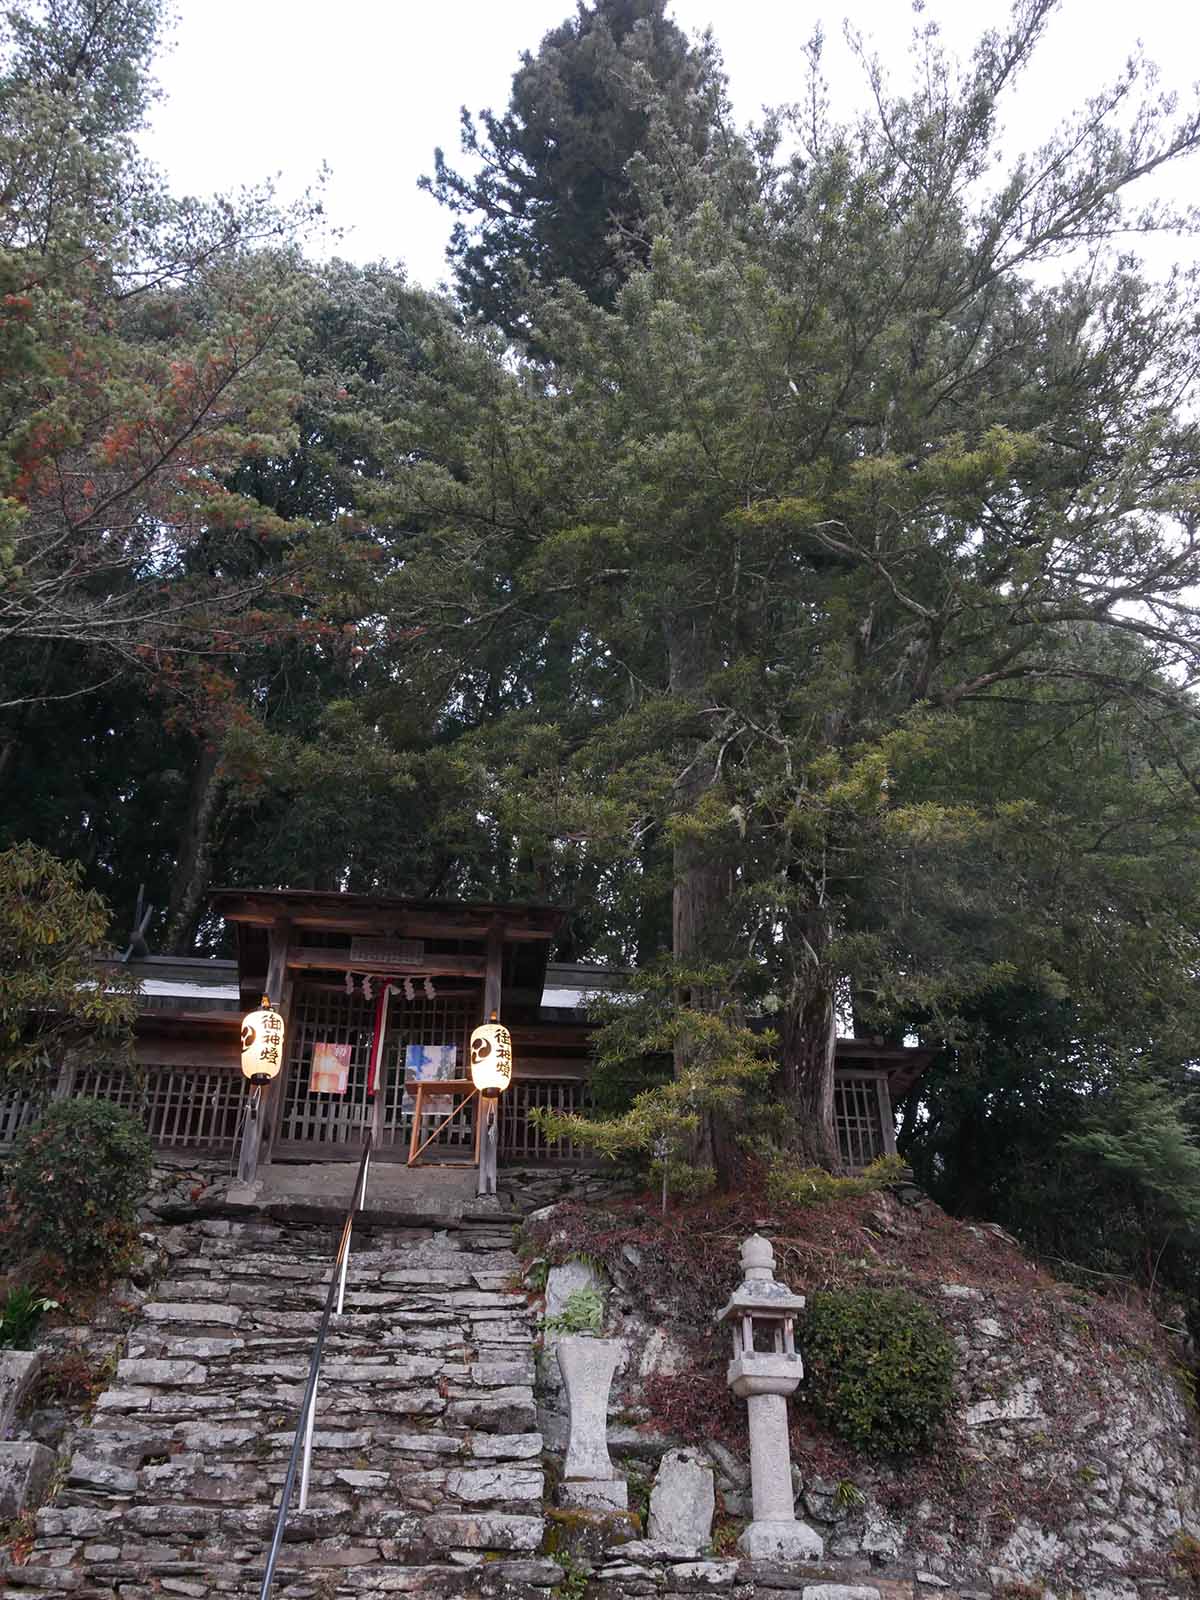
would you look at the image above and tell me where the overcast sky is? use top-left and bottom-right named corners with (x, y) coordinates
top-left (142, 0), bottom-right (1200, 289)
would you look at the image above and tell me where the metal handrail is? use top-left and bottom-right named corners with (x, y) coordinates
top-left (259, 1133), bottom-right (373, 1599)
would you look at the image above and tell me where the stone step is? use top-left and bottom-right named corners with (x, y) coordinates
top-left (1, 1555), bottom-right (561, 1599)
top-left (142, 1285), bottom-right (526, 1315)
top-left (168, 1247), bottom-right (521, 1275)
top-left (66, 1425), bottom-right (543, 1466)
top-left (10, 1212), bottom-right (545, 1595)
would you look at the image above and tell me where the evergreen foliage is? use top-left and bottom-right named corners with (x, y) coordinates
top-left (6, 1097), bottom-right (152, 1275)
top-left (0, 842), bottom-right (136, 1088)
top-left (390, 1), bottom-right (1200, 1177)
top-left (1063, 1082), bottom-right (1200, 1241)
top-left (422, 0), bottom-right (722, 337)
top-left (802, 1288), bottom-right (956, 1456)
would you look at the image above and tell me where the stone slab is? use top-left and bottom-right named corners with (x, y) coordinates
top-left (469, 1432), bottom-right (543, 1459)
top-left (250, 1162), bottom-right (482, 1219)
top-left (446, 1466), bottom-right (544, 1502)
top-left (423, 1512), bottom-right (545, 1551)
top-left (0, 1441), bottom-right (56, 1518)
top-left (648, 1447), bottom-right (715, 1552)
top-left (559, 1477), bottom-right (629, 1510)
top-left (0, 1349), bottom-right (44, 1435)
top-left (801, 1589), bottom-right (884, 1600)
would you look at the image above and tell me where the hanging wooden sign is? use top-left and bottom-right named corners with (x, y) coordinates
top-left (349, 937), bottom-right (424, 967)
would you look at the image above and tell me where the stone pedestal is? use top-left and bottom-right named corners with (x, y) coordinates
top-left (557, 1334), bottom-right (627, 1510)
top-left (729, 1355), bottom-right (822, 1558)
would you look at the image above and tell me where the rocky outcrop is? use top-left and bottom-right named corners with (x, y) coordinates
top-left (526, 1189), bottom-right (1200, 1599)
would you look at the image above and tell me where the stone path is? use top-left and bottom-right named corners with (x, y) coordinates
top-left (2, 1212), bottom-right (556, 1599)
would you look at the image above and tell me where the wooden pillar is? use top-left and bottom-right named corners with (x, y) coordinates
top-left (483, 920), bottom-right (504, 1020)
top-left (259, 918), bottom-right (292, 1166)
top-left (478, 921), bottom-right (505, 1196)
top-left (878, 1074), bottom-right (898, 1158)
top-left (236, 1090), bottom-right (262, 1185)
top-left (52, 1055), bottom-right (77, 1103)
top-left (237, 918), bottom-right (291, 1184)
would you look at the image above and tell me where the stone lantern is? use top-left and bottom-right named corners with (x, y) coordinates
top-left (716, 1235), bottom-right (823, 1561)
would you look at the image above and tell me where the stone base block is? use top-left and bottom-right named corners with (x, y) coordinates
top-left (545, 1505), bottom-right (639, 1563)
top-left (738, 1517), bottom-right (824, 1561)
top-left (0, 1441), bottom-right (56, 1518)
top-left (558, 1476), bottom-right (629, 1510)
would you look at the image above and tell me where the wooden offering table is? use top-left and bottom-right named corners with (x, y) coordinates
top-left (405, 1079), bottom-right (481, 1167)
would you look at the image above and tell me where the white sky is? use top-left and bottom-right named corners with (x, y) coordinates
top-left (142, 0), bottom-right (1200, 289)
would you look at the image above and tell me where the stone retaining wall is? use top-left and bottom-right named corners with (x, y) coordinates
top-left (529, 1195), bottom-right (1200, 1600)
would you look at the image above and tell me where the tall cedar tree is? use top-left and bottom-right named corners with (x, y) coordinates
top-left (422, 0), bottom-right (721, 338)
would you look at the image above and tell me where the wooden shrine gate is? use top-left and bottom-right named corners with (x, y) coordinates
top-left (209, 889), bottom-right (582, 1176)
top-left (272, 974), bottom-right (483, 1162)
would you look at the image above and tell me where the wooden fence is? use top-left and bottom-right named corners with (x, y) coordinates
top-left (0, 1063), bottom-right (592, 1164)
top-left (0, 1064), bottom-right (890, 1169)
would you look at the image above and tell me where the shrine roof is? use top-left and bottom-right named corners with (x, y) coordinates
top-left (209, 888), bottom-right (566, 940)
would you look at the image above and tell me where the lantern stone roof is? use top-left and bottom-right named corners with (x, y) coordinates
top-left (716, 1234), bottom-right (807, 1322)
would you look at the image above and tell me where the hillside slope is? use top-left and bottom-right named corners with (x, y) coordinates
top-left (526, 1177), bottom-right (1200, 1598)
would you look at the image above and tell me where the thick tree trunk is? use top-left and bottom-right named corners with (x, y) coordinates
top-left (164, 743), bottom-right (223, 955)
top-left (664, 610), bottom-right (736, 1184)
top-left (666, 609), bottom-right (728, 997)
top-left (780, 982), bottom-right (840, 1168)
top-left (778, 890), bottom-right (841, 1167)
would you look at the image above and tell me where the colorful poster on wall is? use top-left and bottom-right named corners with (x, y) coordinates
top-left (403, 1043), bottom-right (457, 1116)
top-left (310, 1042), bottom-right (351, 1095)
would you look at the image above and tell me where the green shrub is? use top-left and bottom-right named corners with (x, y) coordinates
top-left (766, 1153), bottom-right (909, 1208)
top-left (801, 1287), bottom-right (956, 1456)
top-left (7, 1098), bottom-right (152, 1277)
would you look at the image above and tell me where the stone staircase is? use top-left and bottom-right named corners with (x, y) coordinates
top-left (3, 1210), bottom-right (557, 1599)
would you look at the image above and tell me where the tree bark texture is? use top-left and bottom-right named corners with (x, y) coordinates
top-left (666, 609), bottom-right (729, 999)
top-left (780, 982), bottom-right (840, 1168)
top-left (165, 742), bottom-right (223, 955)
top-left (779, 901), bottom-right (840, 1169)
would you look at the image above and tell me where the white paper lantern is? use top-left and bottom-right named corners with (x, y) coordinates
top-left (241, 996), bottom-right (285, 1083)
top-left (469, 1018), bottom-right (513, 1094)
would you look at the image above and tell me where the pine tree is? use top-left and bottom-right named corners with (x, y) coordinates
top-left (387, 3), bottom-right (1200, 1177)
